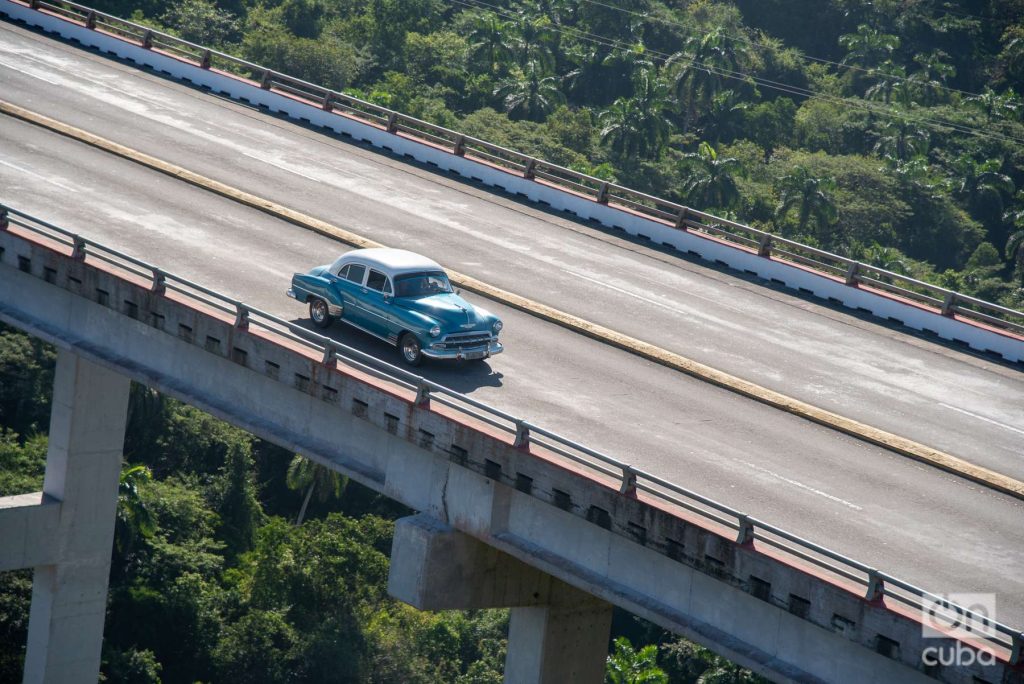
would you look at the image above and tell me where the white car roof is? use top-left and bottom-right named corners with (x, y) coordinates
top-left (331, 248), bottom-right (444, 277)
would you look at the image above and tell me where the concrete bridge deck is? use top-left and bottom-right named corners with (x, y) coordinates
top-left (2, 211), bottom-right (1019, 683)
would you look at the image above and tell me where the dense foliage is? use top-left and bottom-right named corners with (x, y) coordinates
top-left (90, 0), bottom-right (1024, 310)
top-left (0, 323), bottom-right (764, 682)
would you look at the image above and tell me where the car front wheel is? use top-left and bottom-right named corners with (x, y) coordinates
top-left (399, 332), bottom-right (423, 367)
top-left (309, 298), bottom-right (334, 328)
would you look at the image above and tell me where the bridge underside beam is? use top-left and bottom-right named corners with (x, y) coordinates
top-left (388, 514), bottom-right (612, 684)
top-left (0, 493), bottom-right (60, 572)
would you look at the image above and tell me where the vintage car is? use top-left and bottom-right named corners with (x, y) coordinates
top-left (287, 248), bottom-right (503, 366)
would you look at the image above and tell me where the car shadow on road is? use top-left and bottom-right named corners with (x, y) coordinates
top-left (289, 319), bottom-right (504, 393)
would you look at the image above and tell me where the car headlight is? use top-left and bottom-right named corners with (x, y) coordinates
top-left (492, 320), bottom-right (503, 334)
top-left (429, 325), bottom-right (441, 338)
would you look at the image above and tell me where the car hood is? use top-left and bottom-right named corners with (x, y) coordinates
top-left (397, 293), bottom-right (495, 331)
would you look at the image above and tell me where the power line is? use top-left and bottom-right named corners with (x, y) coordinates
top-left (572, 0), bottom-right (1000, 105)
top-left (451, 0), bottom-right (1024, 147)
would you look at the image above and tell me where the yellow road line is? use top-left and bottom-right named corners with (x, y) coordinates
top-left (5, 98), bottom-right (1022, 501)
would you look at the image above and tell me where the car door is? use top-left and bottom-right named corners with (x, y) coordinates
top-left (334, 262), bottom-right (367, 325)
top-left (359, 269), bottom-right (397, 341)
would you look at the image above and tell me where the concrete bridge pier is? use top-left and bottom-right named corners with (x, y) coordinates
top-left (387, 514), bottom-right (613, 683)
top-left (22, 349), bottom-right (130, 684)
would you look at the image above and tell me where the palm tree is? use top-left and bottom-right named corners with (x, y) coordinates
top-left (286, 455), bottom-right (346, 525)
top-left (950, 156), bottom-right (1015, 224)
top-left (1005, 228), bottom-right (1024, 280)
top-left (909, 49), bottom-right (956, 105)
top-left (1005, 200), bottom-right (1024, 281)
top-left (598, 67), bottom-right (671, 162)
top-left (696, 659), bottom-right (762, 684)
top-left (680, 141), bottom-right (742, 210)
top-left (508, 7), bottom-right (554, 71)
top-left (467, 11), bottom-right (512, 74)
top-left (601, 42), bottom-right (654, 91)
top-left (629, 65), bottom-right (673, 157)
top-left (872, 119), bottom-right (929, 162)
top-left (115, 464), bottom-right (156, 555)
top-left (864, 61), bottom-right (908, 104)
top-left (563, 42), bottom-right (612, 104)
top-left (964, 88), bottom-right (1022, 123)
top-left (864, 244), bottom-right (908, 274)
top-left (839, 24), bottom-right (900, 70)
top-left (775, 166), bottom-right (839, 241)
top-left (605, 637), bottom-right (667, 684)
top-left (668, 27), bottom-right (751, 131)
top-left (599, 97), bottom-right (643, 160)
top-left (531, 0), bottom-right (576, 27)
top-left (495, 60), bottom-right (565, 121)
top-left (702, 89), bottom-right (748, 145)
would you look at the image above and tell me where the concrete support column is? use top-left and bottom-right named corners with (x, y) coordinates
top-left (23, 350), bottom-right (130, 684)
top-left (504, 585), bottom-right (612, 684)
top-left (388, 514), bottom-right (613, 684)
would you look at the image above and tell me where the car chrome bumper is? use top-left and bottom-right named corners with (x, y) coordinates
top-left (422, 341), bottom-right (503, 361)
top-left (286, 288), bottom-right (297, 299)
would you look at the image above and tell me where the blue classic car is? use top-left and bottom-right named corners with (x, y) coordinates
top-left (287, 248), bottom-right (503, 366)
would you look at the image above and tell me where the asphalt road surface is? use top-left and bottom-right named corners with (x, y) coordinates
top-left (2, 21), bottom-right (1023, 627)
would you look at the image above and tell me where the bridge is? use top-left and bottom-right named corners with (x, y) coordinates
top-left (1, 2), bottom-right (1023, 683)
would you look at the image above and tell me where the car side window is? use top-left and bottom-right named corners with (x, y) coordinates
top-left (366, 269), bottom-right (389, 293)
top-left (344, 264), bottom-right (366, 284)
top-left (336, 264), bottom-right (350, 279)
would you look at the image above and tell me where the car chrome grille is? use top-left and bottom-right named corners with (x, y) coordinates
top-left (439, 331), bottom-right (492, 349)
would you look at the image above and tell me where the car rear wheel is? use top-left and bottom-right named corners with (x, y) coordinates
top-left (309, 298), bottom-right (334, 328)
top-left (399, 332), bottom-right (423, 367)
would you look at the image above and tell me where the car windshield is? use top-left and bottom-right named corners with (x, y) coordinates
top-left (394, 271), bottom-right (453, 298)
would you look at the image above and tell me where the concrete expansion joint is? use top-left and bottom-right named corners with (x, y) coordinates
top-left (2, 101), bottom-right (1024, 504)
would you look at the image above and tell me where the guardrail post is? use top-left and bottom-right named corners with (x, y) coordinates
top-left (260, 71), bottom-right (273, 90)
top-left (513, 420), bottom-right (530, 449)
top-left (386, 112), bottom-right (399, 133)
top-left (321, 93), bottom-right (333, 112)
top-left (85, 11), bottom-right (97, 29)
top-left (321, 341), bottom-right (338, 368)
top-left (735, 514), bottom-right (754, 545)
top-left (233, 303), bottom-right (250, 329)
top-left (845, 262), bottom-right (860, 286)
top-left (596, 182), bottom-right (610, 204)
top-left (150, 268), bottom-right (166, 294)
top-left (940, 292), bottom-right (957, 316)
top-left (619, 466), bottom-right (637, 497)
top-left (414, 378), bottom-right (431, 408)
top-left (1011, 632), bottom-right (1023, 666)
top-left (30, 0), bottom-right (41, 8)
top-left (200, 50), bottom-right (211, 69)
top-left (757, 234), bottom-right (773, 257)
top-left (142, 30), bottom-right (153, 49)
top-left (522, 158), bottom-right (537, 180)
top-left (865, 569), bottom-right (885, 602)
top-left (71, 235), bottom-right (86, 260)
top-left (453, 135), bottom-right (466, 157)
top-left (0, 208), bottom-right (8, 231)
top-left (674, 208), bottom-right (688, 230)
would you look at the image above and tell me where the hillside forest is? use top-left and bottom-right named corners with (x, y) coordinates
top-left (83, 0), bottom-right (1024, 310)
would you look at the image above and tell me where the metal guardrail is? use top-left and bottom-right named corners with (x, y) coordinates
top-left (7, 0), bottom-right (1024, 339)
top-left (1, 203), bottom-right (1020, 662)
